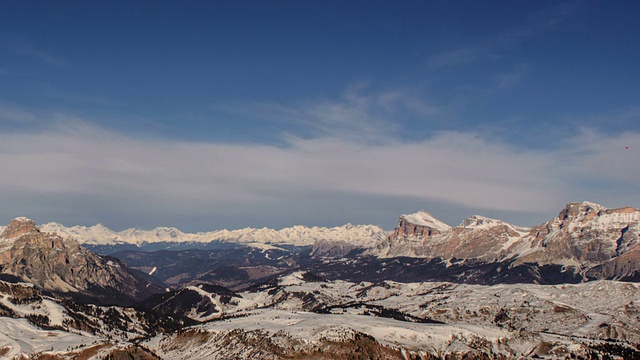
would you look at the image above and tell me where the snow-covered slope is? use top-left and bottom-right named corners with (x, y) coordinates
top-left (2, 269), bottom-right (636, 359)
top-left (40, 222), bottom-right (387, 248)
top-left (0, 317), bottom-right (98, 358)
top-left (143, 271), bottom-right (640, 359)
top-left (0, 276), bottom-right (191, 359)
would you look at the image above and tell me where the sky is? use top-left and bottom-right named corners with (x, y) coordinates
top-left (1, 0), bottom-right (639, 231)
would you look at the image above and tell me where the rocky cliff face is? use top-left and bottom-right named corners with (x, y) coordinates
top-left (508, 202), bottom-right (640, 275)
top-left (374, 202), bottom-right (640, 280)
top-left (0, 217), bottom-right (162, 305)
top-left (375, 212), bottom-right (529, 262)
top-left (392, 210), bottom-right (452, 239)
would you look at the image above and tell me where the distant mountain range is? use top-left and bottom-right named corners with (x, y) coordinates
top-left (11, 201), bottom-right (639, 283)
top-left (34, 221), bottom-right (387, 248)
top-left (1, 201), bottom-right (640, 358)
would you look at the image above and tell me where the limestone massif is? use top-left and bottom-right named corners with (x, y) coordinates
top-left (375, 211), bottom-right (529, 262)
top-left (0, 217), bottom-right (161, 305)
top-left (375, 201), bottom-right (640, 280)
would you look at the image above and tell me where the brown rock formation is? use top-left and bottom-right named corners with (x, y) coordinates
top-left (377, 212), bottom-right (529, 262)
top-left (376, 201), bottom-right (640, 280)
top-left (0, 217), bottom-right (161, 304)
top-left (510, 201), bottom-right (640, 269)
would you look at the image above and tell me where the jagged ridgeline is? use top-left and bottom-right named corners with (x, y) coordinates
top-left (1, 201), bottom-right (640, 358)
top-left (28, 201), bottom-right (640, 286)
top-left (373, 201), bottom-right (640, 282)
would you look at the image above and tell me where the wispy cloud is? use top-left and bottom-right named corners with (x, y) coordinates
top-left (215, 84), bottom-right (441, 143)
top-left (4, 38), bottom-right (67, 66)
top-left (0, 102), bottom-right (40, 124)
top-left (427, 1), bottom-right (578, 69)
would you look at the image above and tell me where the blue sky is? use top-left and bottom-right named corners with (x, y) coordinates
top-left (1, 1), bottom-right (639, 231)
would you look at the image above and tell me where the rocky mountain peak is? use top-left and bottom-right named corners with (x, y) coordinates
top-left (393, 210), bottom-right (452, 239)
top-left (459, 215), bottom-right (500, 228)
top-left (1, 217), bottom-right (39, 239)
top-left (558, 201), bottom-right (605, 222)
top-left (506, 201), bottom-right (640, 273)
top-left (0, 218), bottom-right (162, 305)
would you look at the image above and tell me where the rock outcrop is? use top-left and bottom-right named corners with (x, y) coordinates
top-left (0, 217), bottom-right (162, 305)
top-left (375, 211), bottom-right (529, 262)
top-left (508, 202), bottom-right (640, 277)
top-left (392, 210), bottom-right (452, 239)
top-left (374, 201), bottom-right (640, 280)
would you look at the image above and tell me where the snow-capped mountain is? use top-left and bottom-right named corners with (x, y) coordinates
top-left (506, 201), bottom-right (640, 278)
top-left (40, 200), bottom-right (640, 270)
top-left (34, 200), bottom-right (640, 285)
top-left (370, 201), bottom-right (640, 280)
top-left (373, 211), bottom-right (530, 261)
top-left (39, 221), bottom-right (387, 248)
top-left (398, 209), bottom-right (453, 236)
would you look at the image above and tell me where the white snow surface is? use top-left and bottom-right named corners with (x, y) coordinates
top-left (0, 270), bottom-right (637, 358)
top-left (0, 295), bottom-right (67, 327)
top-left (0, 318), bottom-right (97, 358)
top-left (401, 210), bottom-right (452, 232)
top-left (39, 222), bottom-right (386, 247)
top-left (459, 215), bottom-right (530, 233)
top-left (149, 309), bottom-right (510, 360)
top-left (145, 273), bottom-right (640, 359)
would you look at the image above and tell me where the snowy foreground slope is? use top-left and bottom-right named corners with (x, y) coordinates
top-left (0, 278), bottom-right (186, 359)
top-left (141, 271), bottom-right (640, 359)
top-left (1, 270), bottom-right (639, 358)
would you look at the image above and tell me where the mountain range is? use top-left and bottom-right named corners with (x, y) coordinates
top-left (1, 201), bottom-right (640, 358)
top-left (16, 201), bottom-right (640, 283)
top-left (33, 221), bottom-right (387, 247)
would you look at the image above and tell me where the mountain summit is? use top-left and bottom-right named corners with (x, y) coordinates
top-left (374, 209), bottom-right (529, 261)
top-left (0, 217), bottom-right (39, 239)
top-left (0, 217), bottom-right (162, 305)
top-left (508, 201), bottom-right (640, 278)
top-left (372, 201), bottom-right (640, 280)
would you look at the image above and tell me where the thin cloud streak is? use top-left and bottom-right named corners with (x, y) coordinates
top-left (5, 39), bottom-right (67, 66)
top-left (215, 85), bottom-right (441, 143)
top-left (0, 102), bottom-right (40, 124)
top-left (427, 1), bottom-right (578, 69)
